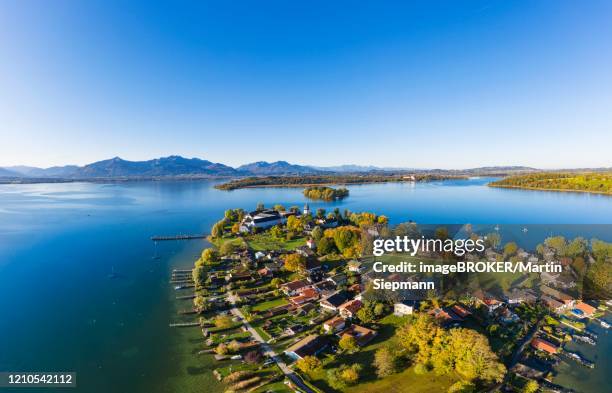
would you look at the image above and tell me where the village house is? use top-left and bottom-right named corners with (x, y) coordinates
top-left (499, 306), bottom-right (520, 324)
top-left (473, 289), bottom-right (503, 313)
top-left (289, 287), bottom-right (319, 305)
top-left (338, 299), bottom-right (363, 319)
top-left (296, 245), bottom-right (316, 259)
top-left (573, 301), bottom-right (597, 318)
top-left (280, 279), bottom-right (311, 296)
top-left (323, 316), bottom-right (346, 333)
top-left (429, 307), bottom-right (464, 326)
top-left (504, 288), bottom-right (537, 304)
top-left (338, 324), bottom-right (377, 346)
top-left (306, 238), bottom-right (316, 249)
top-left (531, 338), bottom-right (559, 354)
top-left (319, 291), bottom-right (349, 313)
top-left (540, 285), bottom-right (575, 311)
top-left (542, 295), bottom-right (566, 314)
top-left (284, 334), bottom-right (329, 360)
top-left (327, 273), bottom-right (347, 287)
top-left (258, 267), bottom-right (274, 278)
top-left (394, 300), bottom-right (417, 316)
top-left (451, 304), bottom-right (471, 319)
top-left (240, 209), bottom-right (287, 232)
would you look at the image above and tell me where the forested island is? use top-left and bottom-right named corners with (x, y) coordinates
top-left (214, 174), bottom-right (467, 190)
top-left (303, 186), bottom-right (349, 201)
top-left (489, 172), bottom-right (612, 195)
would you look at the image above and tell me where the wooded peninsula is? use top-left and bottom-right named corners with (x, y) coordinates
top-left (215, 174), bottom-right (467, 190)
top-left (489, 172), bottom-right (612, 195)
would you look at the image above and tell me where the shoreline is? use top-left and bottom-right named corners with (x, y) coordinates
top-left (488, 184), bottom-right (612, 196)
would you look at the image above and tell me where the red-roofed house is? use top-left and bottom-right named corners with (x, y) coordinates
top-left (531, 338), bottom-right (558, 354)
top-left (574, 301), bottom-right (596, 317)
top-left (323, 316), bottom-right (346, 333)
top-left (339, 299), bottom-right (363, 319)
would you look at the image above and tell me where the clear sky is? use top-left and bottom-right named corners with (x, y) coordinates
top-left (1, 1), bottom-right (611, 169)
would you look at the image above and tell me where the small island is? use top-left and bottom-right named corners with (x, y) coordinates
top-left (303, 186), bottom-right (349, 201)
top-left (489, 172), bottom-right (612, 195)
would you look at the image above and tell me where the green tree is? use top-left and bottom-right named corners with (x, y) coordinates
top-left (273, 204), bottom-right (286, 212)
top-left (211, 221), bottom-right (225, 238)
top-left (317, 236), bottom-right (337, 255)
top-left (270, 278), bottom-right (283, 288)
top-left (220, 241), bottom-right (238, 256)
top-left (270, 225), bottom-right (283, 239)
top-left (312, 226), bottom-right (324, 242)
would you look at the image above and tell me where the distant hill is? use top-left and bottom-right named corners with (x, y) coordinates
top-left (76, 156), bottom-right (238, 177)
top-left (6, 165), bottom-right (79, 177)
top-left (0, 158), bottom-right (561, 182)
top-left (0, 167), bottom-right (19, 177)
top-left (237, 161), bottom-right (323, 175)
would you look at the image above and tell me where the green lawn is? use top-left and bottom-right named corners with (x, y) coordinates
top-left (247, 233), bottom-right (306, 251)
top-left (252, 297), bottom-right (289, 312)
top-left (344, 367), bottom-right (458, 393)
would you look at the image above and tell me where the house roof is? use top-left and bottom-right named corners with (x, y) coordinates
top-left (575, 301), bottom-right (596, 315)
top-left (339, 324), bottom-right (377, 346)
top-left (321, 291), bottom-right (349, 308)
top-left (451, 304), bottom-right (471, 318)
top-left (282, 279), bottom-right (310, 291)
top-left (324, 316), bottom-right (345, 328)
top-left (285, 334), bottom-right (329, 358)
top-left (531, 338), bottom-right (558, 354)
top-left (339, 299), bottom-right (363, 315)
top-left (542, 295), bottom-right (564, 310)
top-left (541, 285), bottom-right (574, 303)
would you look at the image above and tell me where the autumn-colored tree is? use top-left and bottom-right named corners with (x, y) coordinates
top-left (339, 335), bottom-right (359, 353)
top-left (296, 355), bottom-right (322, 374)
top-left (284, 253), bottom-right (306, 272)
top-left (202, 248), bottom-right (219, 264)
top-left (373, 345), bottom-right (399, 377)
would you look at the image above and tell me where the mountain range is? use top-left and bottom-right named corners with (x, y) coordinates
top-left (0, 155), bottom-right (543, 180)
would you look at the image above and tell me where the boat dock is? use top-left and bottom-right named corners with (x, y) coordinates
top-left (169, 321), bottom-right (200, 328)
top-left (560, 351), bottom-right (595, 368)
top-left (152, 234), bottom-right (207, 241)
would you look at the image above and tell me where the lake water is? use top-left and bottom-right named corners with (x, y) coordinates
top-left (0, 178), bottom-right (610, 392)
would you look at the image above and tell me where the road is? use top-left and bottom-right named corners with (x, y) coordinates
top-left (227, 293), bottom-right (316, 393)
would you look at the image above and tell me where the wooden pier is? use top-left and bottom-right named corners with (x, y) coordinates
top-left (169, 321), bottom-right (200, 328)
top-left (151, 234), bottom-right (207, 241)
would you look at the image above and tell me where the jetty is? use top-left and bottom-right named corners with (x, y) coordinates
top-left (169, 321), bottom-right (200, 328)
top-left (151, 234), bottom-right (207, 241)
top-left (560, 351), bottom-right (595, 368)
top-left (176, 294), bottom-right (196, 300)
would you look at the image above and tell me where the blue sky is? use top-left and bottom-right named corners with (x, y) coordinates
top-left (1, 0), bottom-right (611, 169)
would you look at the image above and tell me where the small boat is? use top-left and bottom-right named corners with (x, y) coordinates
top-left (601, 320), bottom-right (610, 329)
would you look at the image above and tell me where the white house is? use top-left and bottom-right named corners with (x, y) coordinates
top-left (394, 300), bottom-right (416, 316)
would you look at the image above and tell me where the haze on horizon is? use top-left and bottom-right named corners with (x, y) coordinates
top-left (1, 1), bottom-right (611, 169)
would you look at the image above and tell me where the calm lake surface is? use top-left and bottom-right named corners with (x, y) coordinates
top-left (0, 178), bottom-right (610, 393)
